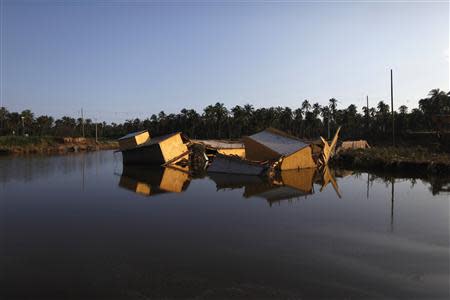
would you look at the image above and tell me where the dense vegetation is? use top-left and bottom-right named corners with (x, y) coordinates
top-left (1, 89), bottom-right (449, 143)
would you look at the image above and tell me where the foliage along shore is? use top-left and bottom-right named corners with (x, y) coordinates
top-left (332, 147), bottom-right (450, 176)
top-left (0, 136), bottom-right (118, 155)
top-left (1, 89), bottom-right (449, 142)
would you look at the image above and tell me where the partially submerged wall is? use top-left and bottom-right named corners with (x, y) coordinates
top-left (280, 146), bottom-right (316, 170)
top-left (159, 133), bottom-right (189, 163)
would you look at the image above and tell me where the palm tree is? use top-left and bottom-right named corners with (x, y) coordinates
top-left (7, 112), bottom-right (21, 135)
top-left (301, 99), bottom-right (311, 114)
top-left (397, 105), bottom-right (408, 133)
top-left (293, 108), bottom-right (303, 136)
top-left (231, 105), bottom-right (245, 137)
top-left (20, 110), bottom-right (34, 135)
top-left (376, 101), bottom-right (390, 134)
top-left (328, 98), bottom-right (338, 133)
top-left (312, 103), bottom-right (321, 118)
top-left (36, 115), bottom-right (54, 136)
top-left (0, 107), bottom-right (8, 135)
top-left (280, 107), bottom-right (293, 132)
top-left (329, 98), bottom-right (338, 116)
top-left (399, 105), bottom-right (408, 115)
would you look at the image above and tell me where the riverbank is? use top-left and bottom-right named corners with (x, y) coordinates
top-left (332, 147), bottom-right (450, 175)
top-left (0, 136), bottom-right (118, 155)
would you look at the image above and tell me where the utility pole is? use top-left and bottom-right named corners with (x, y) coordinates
top-left (21, 116), bottom-right (25, 136)
top-left (81, 108), bottom-right (85, 138)
top-left (95, 120), bottom-right (98, 143)
top-left (366, 95), bottom-right (369, 134)
top-left (390, 69), bottom-right (395, 146)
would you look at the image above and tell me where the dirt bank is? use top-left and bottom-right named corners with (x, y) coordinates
top-left (0, 136), bottom-right (118, 155)
top-left (332, 147), bottom-right (450, 175)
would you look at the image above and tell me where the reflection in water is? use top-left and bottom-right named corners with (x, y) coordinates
top-left (209, 167), bottom-right (343, 206)
top-left (1, 151), bottom-right (449, 299)
top-left (391, 178), bottom-right (395, 233)
top-left (119, 165), bottom-right (344, 204)
top-left (119, 165), bottom-right (191, 196)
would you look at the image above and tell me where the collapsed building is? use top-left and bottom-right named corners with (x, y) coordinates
top-left (243, 128), bottom-right (317, 170)
top-left (117, 127), bottom-right (341, 176)
top-left (119, 131), bottom-right (189, 165)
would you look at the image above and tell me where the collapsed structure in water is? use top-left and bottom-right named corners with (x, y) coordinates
top-left (117, 127), bottom-right (341, 176)
top-left (119, 131), bottom-right (190, 166)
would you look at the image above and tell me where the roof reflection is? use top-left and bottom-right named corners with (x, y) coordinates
top-left (209, 166), bottom-right (344, 205)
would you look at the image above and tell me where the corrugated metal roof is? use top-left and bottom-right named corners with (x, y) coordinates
top-left (248, 129), bottom-right (308, 156)
top-left (118, 130), bottom-right (148, 140)
top-left (192, 139), bottom-right (244, 149)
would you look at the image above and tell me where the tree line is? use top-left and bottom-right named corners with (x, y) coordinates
top-left (0, 89), bottom-right (449, 142)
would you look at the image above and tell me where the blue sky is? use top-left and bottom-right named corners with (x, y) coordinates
top-left (1, 0), bottom-right (448, 122)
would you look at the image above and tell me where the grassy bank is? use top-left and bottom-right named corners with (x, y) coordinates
top-left (0, 136), bottom-right (118, 155)
top-left (332, 147), bottom-right (450, 175)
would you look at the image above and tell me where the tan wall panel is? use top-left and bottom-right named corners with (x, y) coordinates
top-left (280, 146), bottom-right (316, 170)
top-left (118, 131), bottom-right (150, 151)
top-left (159, 134), bottom-right (189, 162)
top-left (135, 131), bottom-right (150, 145)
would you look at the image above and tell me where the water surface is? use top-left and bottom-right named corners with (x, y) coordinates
top-left (0, 151), bottom-right (448, 299)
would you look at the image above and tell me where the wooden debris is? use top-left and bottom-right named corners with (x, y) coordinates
top-left (318, 127), bottom-right (341, 166)
top-left (243, 128), bottom-right (316, 170)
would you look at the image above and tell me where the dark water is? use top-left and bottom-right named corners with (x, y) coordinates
top-left (0, 151), bottom-right (448, 300)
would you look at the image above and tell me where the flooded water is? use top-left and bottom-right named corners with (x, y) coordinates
top-left (0, 151), bottom-right (448, 299)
